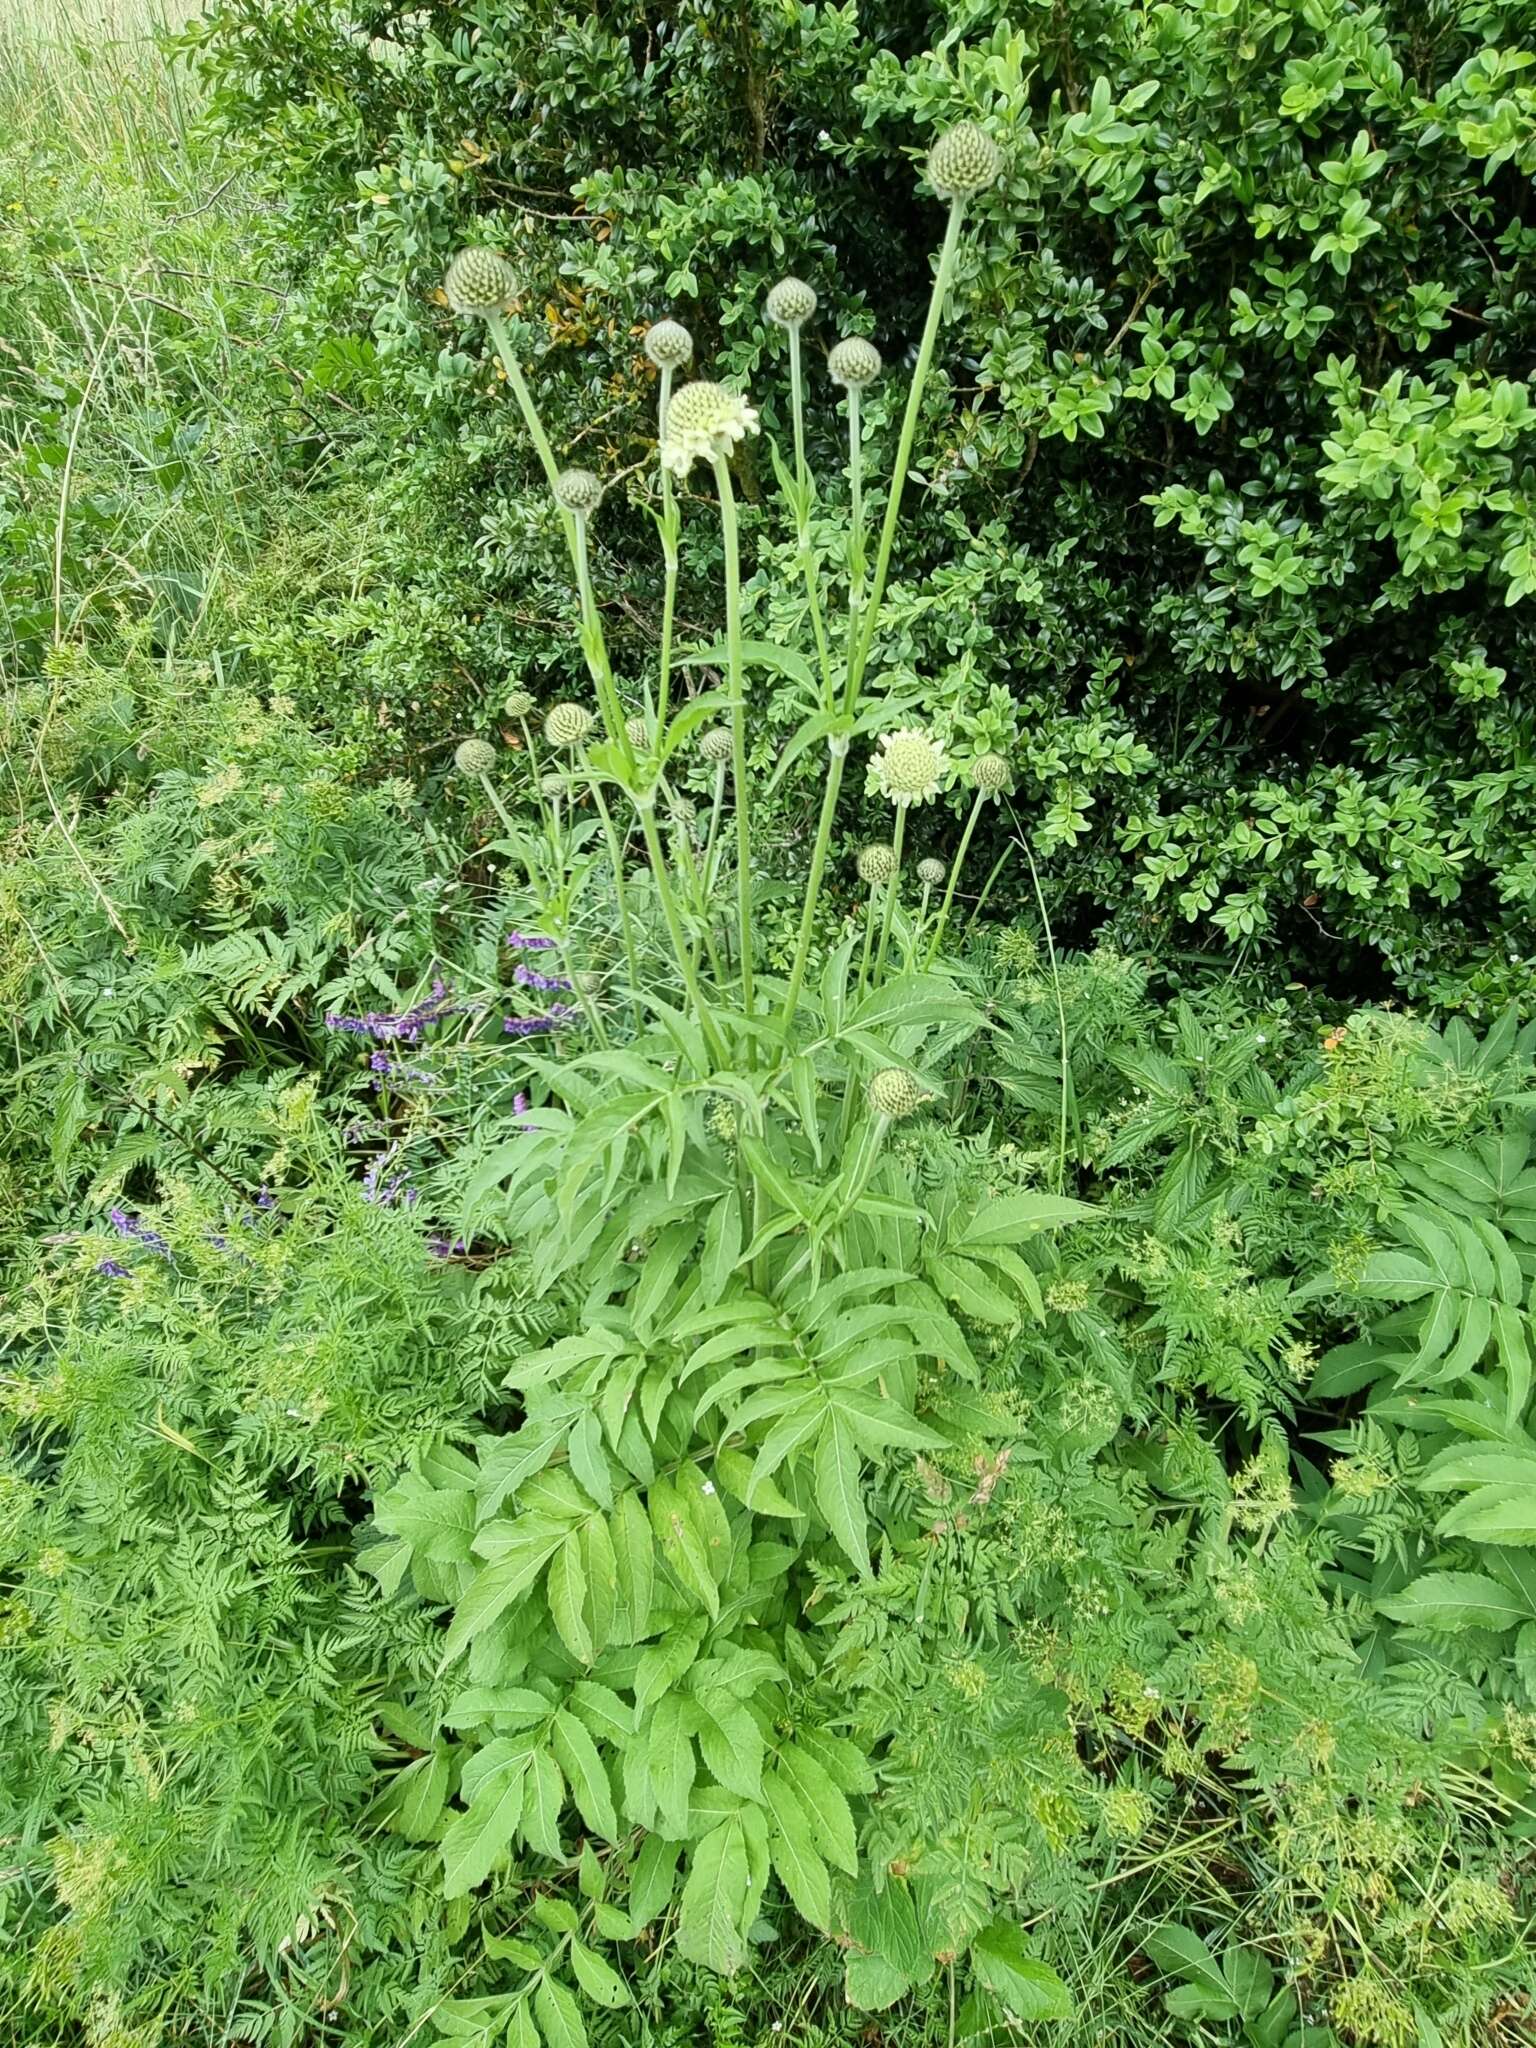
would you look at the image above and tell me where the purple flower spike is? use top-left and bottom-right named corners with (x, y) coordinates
top-left (107, 1208), bottom-right (171, 1258)
top-left (506, 932), bottom-right (558, 952)
top-left (514, 963), bottom-right (573, 992)
top-left (96, 1259), bottom-right (130, 1279)
top-left (325, 980), bottom-right (475, 1044)
top-left (502, 1003), bottom-right (579, 1038)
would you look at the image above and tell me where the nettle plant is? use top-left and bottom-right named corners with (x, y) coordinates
top-left (370, 127), bottom-right (1090, 2041)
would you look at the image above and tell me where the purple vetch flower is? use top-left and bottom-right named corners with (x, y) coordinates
top-left (513, 963), bottom-right (573, 992)
top-left (369, 1050), bottom-right (439, 1087)
top-left (505, 932), bottom-right (558, 952)
top-left (325, 979), bottom-right (475, 1045)
top-left (96, 1259), bottom-right (130, 1279)
top-left (513, 1091), bottom-right (538, 1132)
top-left (107, 1207), bottom-right (172, 1258)
top-left (361, 1140), bottom-right (419, 1208)
top-left (255, 1187), bottom-right (277, 1211)
top-left (427, 1234), bottom-right (469, 1259)
top-left (503, 1004), bottom-right (579, 1038)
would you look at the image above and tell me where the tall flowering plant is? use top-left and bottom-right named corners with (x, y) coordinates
top-left (371, 127), bottom-right (1089, 2040)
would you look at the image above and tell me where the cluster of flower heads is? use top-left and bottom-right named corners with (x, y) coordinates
top-left (324, 980), bottom-right (470, 1044)
top-left (440, 120), bottom-right (1001, 505)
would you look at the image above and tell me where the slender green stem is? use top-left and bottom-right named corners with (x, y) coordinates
top-left (712, 456), bottom-right (754, 1022)
top-left (776, 742), bottom-right (846, 1028)
top-left (873, 805), bottom-right (906, 985)
top-left (518, 715), bottom-right (555, 838)
top-left (916, 880), bottom-right (934, 950)
top-left (700, 763), bottom-right (728, 897)
top-left (476, 773), bottom-right (519, 841)
top-left (846, 387), bottom-right (865, 660)
top-left (587, 774), bottom-right (641, 1003)
top-left (573, 515), bottom-right (631, 760)
top-left (634, 801), bottom-right (725, 1066)
top-left (844, 199), bottom-right (966, 715)
top-left (789, 326), bottom-right (808, 496)
top-left (485, 315), bottom-right (564, 496)
top-left (1016, 820), bottom-right (1071, 1195)
top-left (855, 880), bottom-right (881, 999)
top-left (924, 790), bottom-right (987, 967)
top-left (657, 365), bottom-right (679, 733)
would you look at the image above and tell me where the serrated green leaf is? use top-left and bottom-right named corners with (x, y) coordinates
top-left (552, 1710), bottom-right (619, 1840)
top-left (522, 1747), bottom-right (565, 1860)
top-left (677, 1818), bottom-right (751, 1975)
top-left (440, 1754), bottom-right (527, 1898)
top-left (532, 1974), bottom-right (588, 2048)
top-left (568, 1940), bottom-right (632, 2008)
top-left (813, 1417), bottom-right (870, 1577)
top-left (1379, 1571), bottom-right (1532, 1631)
top-left (776, 1744), bottom-right (857, 1874)
top-left (970, 1922), bottom-right (1074, 2020)
top-left (762, 1771), bottom-right (832, 1929)
top-left (547, 1529), bottom-right (594, 1665)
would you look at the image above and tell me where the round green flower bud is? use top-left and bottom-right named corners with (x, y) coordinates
top-left (669, 794), bottom-right (698, 829)
top-left (503, 689), bottom-right (535, 720)
top-left (624, 716), bottom-right (650, 750)
top-left (644, 318), bottom-right (694, 370)
top-left (926, 122), bottom-right (1003, 202)
top-left (828, 337), bottom-right (883, 390)
top-left (553, 467), bottom-right (603, 517)
top-left (540, 773), bottom-right (566, 798)
top-left (443, 247), bottom-right (518, 318)
top-left (662, 381), bottom-right (760, 476)
top-left (454, 738), bottom-right (497, 777)
top-left (917, 856), bottom-right (947, 887)
top-left (867, 1068), bottom-right (930, 1120)
top-left (857, 843), bottom-right (897, 886)
top-left (699, 726), bottom-right (734, 765)
top-left (970, 751), bottom-right (1011, 796)
top-left (870, 725), bottom-right (948, 808)
top-left (544, 703), bottom-right (594, 749)
top-left (766, 276), bottom-right (817, 329)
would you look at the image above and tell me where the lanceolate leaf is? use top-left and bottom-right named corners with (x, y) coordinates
top-left (677, 1818), bottom-right (751, 1975)
top-left (813, 1416), bottom-right (871, 1576)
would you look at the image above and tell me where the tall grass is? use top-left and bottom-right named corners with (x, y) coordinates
top-left (0, 0), bottom-right (202, 168)
top-left (0, 0), bottom-right (291, 671)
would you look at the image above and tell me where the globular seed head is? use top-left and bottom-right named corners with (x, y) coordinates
top-left (828, 337), bottom-right (883, 390)
top-left (553, 467), bottom-right (603, 516)
top-left (643, 318), bottom-right (694, 369)
top-left (540, 772), bottom-right (566, 797)
top-left (867, 1068), bottom-right (931, 1120)
top-left (765, 276), bottom-right (817, 329)
top-left (503, 689), bottom-right (535, 720)
top-left (917, 856), bottom-right (948, 887)
top-left (544, 703), bottom-right (594, 749)
top-left (970, 750), bottom-right (1011, 796)
top-left (857, 842), bottom-right (897, 886)
top-left (699, 726), bottom-right (734, 765)
top-left (454, 738), bottom-right (498, 777)
top-left (443, 246), bottom-right (518, 317)
top-left (926, 122), bottom-right (1003, 202)
top-left (624, 716), bottom-right (650, 750)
